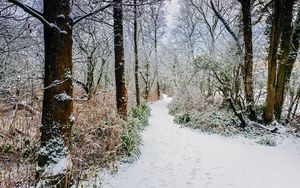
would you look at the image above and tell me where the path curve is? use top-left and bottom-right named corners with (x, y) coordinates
top-left (100, 95), bottom-right (300, 188)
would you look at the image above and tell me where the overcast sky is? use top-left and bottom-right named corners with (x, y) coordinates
top-left (165, 0), bottom-right (180, 31)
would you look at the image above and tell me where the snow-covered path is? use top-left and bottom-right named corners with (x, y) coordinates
top-left (100, 96), bottom-right (300, 188)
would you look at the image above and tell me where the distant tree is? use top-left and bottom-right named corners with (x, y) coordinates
top-left (73, 22), bottom-right (113, 99)
top-left (146, 1), bottom-right (166, 99)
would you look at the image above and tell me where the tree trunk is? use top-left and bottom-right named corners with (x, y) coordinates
top-left (134, 0), bottom-right (140, 106)
top-left (263, 0), bottom-right (284, 123)
top-left (144, 61), bottom-right (150, 100)
top-left (274, 0), bottom-right (294, 120)
top-left (113, 0), bottom-right (127, 118)
top-left (240, 0), bottom-right (257, 121)
top-left (157, 81), bottom-right (161, 100)
top-left (287, 87), bottom-right (300, 120)
top-left (95, 58), bottom-right (107, 92)
top-left (154, 23), bottom-right (160, 100)
top-left (275, 4), bottom-right (300, 120)
top-left (86, 56), bottom-right (94, 100)
top-left (37, 0), bottom-right (73, 186)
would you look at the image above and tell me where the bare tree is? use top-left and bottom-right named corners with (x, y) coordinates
top-left (114, 0), bottom-right (128, 118)
top-left (239, 0), bottom-right (257, 121)
top-left (134, 0), bottom-right (141, 105)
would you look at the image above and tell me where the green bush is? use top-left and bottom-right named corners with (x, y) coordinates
top-left (122, 103), bottom-right (151, 162)
top-left (169, 104), bottom-right (184, 115)
top-left (174, 111), bottom-right (192, 124)
top-left (121, 118), bottom-right (142, 162)
top-left (256, 137), bottom-right (277, 146)
top-left (172, 107), bottom-right (240, 136)
top-left (129, 103), bottom-right (151, 126)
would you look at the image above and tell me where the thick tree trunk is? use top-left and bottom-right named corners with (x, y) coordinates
top-left (134, 0), bottom-right (140, 106)
top-left (263, 0), bottom-right (284, 123)
top-left (113, 0), bottom-right (128, 118)
top-left (240, 0), bottom-right (257, 121)
top-left (274, 0), bottom-right (294, 120)
top-left (275, 4), bottom-right (300, 120)
top-left (37, 0), bottom-right (73, 186)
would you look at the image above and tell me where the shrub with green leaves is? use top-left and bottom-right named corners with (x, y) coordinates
top-left (122, 118), bottom-right (142, 162)
top-left (256, 137), bottom-right (277, 146)
top-left (122, 103), bottom-right (151, 162)
top-left (169, 103), bottom-right (185, 115)
top-left (129, 103), bottom-right (151, 126)
top-left (174, 111), bottom-right (192, 124)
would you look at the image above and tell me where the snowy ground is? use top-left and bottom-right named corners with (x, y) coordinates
top-left (92, 95), bottom-right (300, 188)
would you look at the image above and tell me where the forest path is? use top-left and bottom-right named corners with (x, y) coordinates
top-left (99, 95), bottom-right (300, 188)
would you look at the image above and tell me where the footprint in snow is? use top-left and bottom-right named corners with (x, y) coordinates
top-left (166, 162), bottom-right (174, 171)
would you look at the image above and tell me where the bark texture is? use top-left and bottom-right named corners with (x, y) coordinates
top-left (37, 0), bottom-right (73, 186)
top-left (240, 0), bottom-right (257, 121)
top-left (134, 0), bottom-right (140, 106)
top-left (263, 0), bottom-right (284, 123)
top-left (274, 0), bottom-right (294, 120)
top-left (275, 2), bottom-right (299, 120)
top-left (113, 0), bottom-right (128, 118)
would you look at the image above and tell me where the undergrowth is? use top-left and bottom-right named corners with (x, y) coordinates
top-left (169, 93), bottom-right (243, 137)
top-left (169, 92), bottom-right (285, 142)
top-left (121, 103), bottom-right (151, 163)
top-left (256, 137), bottom-right (277, 146)
top-left (174, 111), bottom-right (192, 124)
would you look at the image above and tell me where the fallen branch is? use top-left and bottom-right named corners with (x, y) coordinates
top-left (249, 121), bottom-right (279, 133)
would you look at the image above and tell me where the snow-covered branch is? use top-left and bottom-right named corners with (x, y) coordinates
top-left (210, 0), bottom-right (242, 53)
top-left (7, 0), bottom-right (63, 32)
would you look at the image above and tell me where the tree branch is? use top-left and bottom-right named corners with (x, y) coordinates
top-left (73, 3), bottom-right (113, 26)
top-left (210, 0), bottom-right (242, 53)
top-left (7, 0), bottom-right (63, 32)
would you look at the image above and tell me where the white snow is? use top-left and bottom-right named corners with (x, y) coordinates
top-left (57, 14), bottom-right (65, 19)
top-left (92, 95), bottom-right (300, 188)
top-left (42, 155), bottom-right (70, 176)
top-left (53, 80), bottom-right (60, 84)
top-left (69, 113), bottom-right (75, 123)
top-left (60, 30), bottom-right (68, 35)
top-left (49, 23), bottom-right (57, 29)
top-left (54, 91), bottom-right (72, 102)
top-left (37, 137), bottom-right (71, 176)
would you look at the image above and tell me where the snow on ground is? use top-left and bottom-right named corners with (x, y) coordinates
top-left (97, 95), bottom-right (300, 188)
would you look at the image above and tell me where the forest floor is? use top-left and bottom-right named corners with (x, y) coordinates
top-left (85, 95), bottom-right (300, 188)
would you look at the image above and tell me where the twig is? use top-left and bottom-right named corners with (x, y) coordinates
top-left (7, 0), bottom-right (64, 32)
top-left (73, 4), bottom-right (113, 26)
